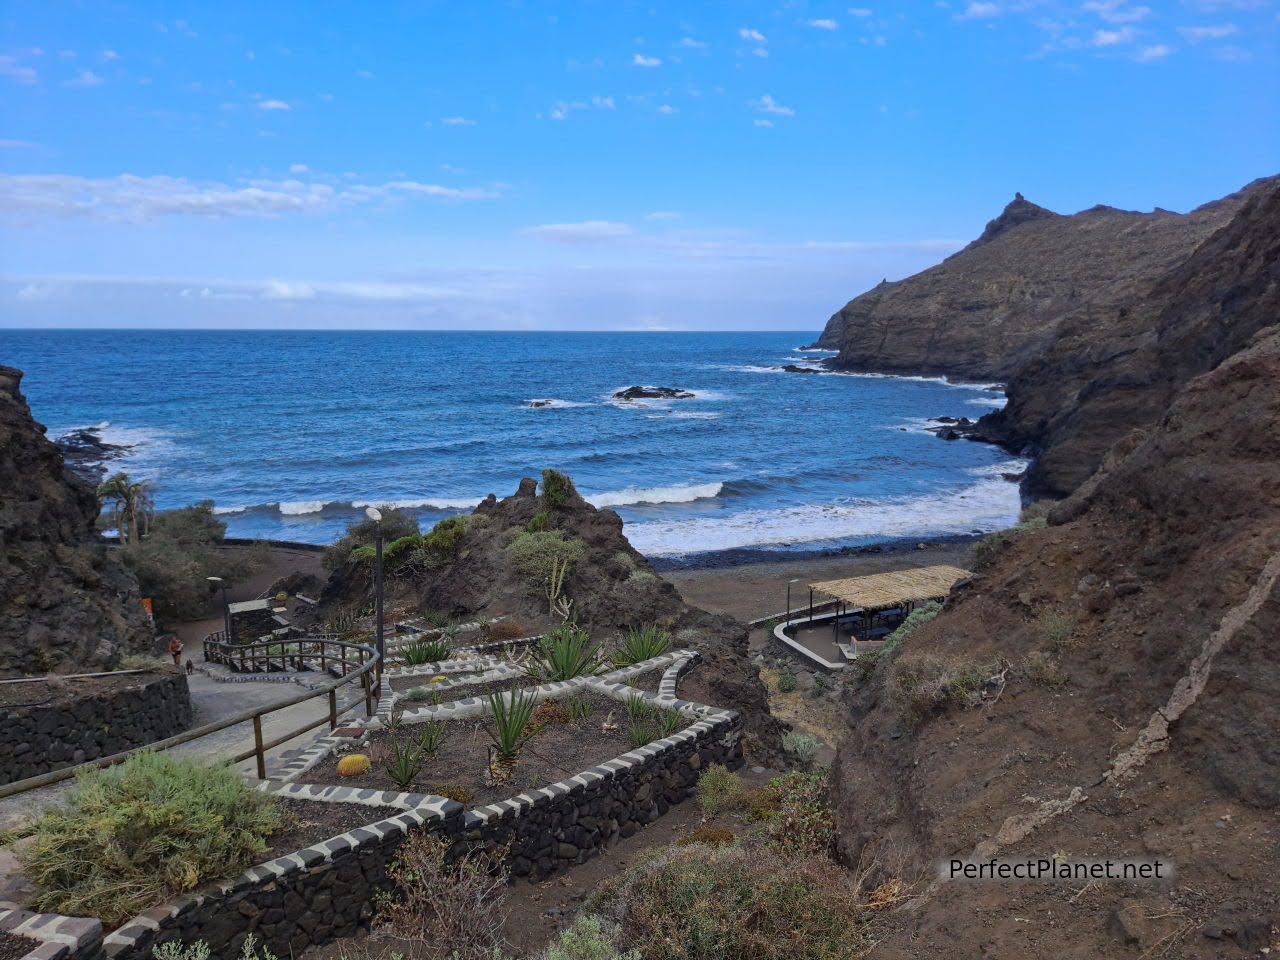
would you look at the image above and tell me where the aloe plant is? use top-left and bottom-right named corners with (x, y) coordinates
top-left (401, 635), bottom-right (450, 666)
top-left (486, 689), bottom-right (537, 761)
top-left (384, 736), bottom-right (422, 789)
top-left (417, 719), bottom-right (446, 755)
top-left (616, 625), bottom-right (672, 665)
top-left (523, 624), bottom-right (602, 682)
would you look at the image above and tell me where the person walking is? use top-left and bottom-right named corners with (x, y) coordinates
top-left (167, 635), bottom-right (184, 667)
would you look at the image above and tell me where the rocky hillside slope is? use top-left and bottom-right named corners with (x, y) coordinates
top-left (321, 476), bottom-right (783, 757)
top-left (977, 178), bottom-right (1280, 498)
top-left (814, 182), bottom-right (1263, 381)
top-left (0, 367), bottom-right (152, 675)
top-left (832, 328), bottom-right (1280, 957)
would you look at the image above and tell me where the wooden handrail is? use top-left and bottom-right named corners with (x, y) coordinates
top-left (0, 637), bottom-right (380, 800)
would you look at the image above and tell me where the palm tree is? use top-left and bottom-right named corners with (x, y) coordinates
top-left (96, 472), bottom-right (153, 545)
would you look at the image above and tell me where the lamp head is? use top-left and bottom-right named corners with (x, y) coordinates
top-left (207, 576), bottom-right (224, 584)
top-left (365, 506), bottom-right (383, 523)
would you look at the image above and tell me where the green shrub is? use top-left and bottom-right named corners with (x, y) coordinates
top-left (401, 635), bottom-right (451, 666)
top-left (776, 670), bottom-right (797, 693)
top-left (756, 771), bottom-right (836, 858)
top-left (541, 914), bottom-right (638, 960)
top-left (892, 656), bottom-right (987, 725)
top-left (21, 754), bottom-right (283, 926)
top-left (782, 731), bottom-right (822, 771)
top-left (323, 508), bottom-right (419, 571)
top-left (487, 689), bottom-right (537, 761)
top-left (616, 625), bottom-right (672, 665)
top-left (154, 934), bottom-right (278, 960)
top-left (541, 469), bottom-right (577, 508)
top-left (695, 763), bottom-right (744, 816)
top-left (591, 843), bottom-right (860, 960)
top-left (882, 600), bottom-right (943, 650)
top-left (524, 624), bottom-right (602, 682)
top-left (408, 515), bottom-right (473, 569)
top-left (507, 531), bottom-right (585, 584)
top-left (1037, 611), bottom-right (1076, 651)
top-left (526, 512), bottom-right (549, 533)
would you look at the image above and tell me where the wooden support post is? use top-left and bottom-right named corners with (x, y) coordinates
top-left (252, 715), bottom-right (266, 780)
top-left (329, 688), bottom-right (338, 729)
top-left (362, 669), bottom-right (373, 717)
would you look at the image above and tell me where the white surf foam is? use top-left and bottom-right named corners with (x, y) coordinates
top-left (968, 396), bottom-right (1006, 408)
top-left (278, 500), bottom-right (329, 516)
top-left (352, 497), bottom-right (482, 511)
top-left (213, 504), bottom-right (250, 515)
top-left (966, 459), bottom-right (1029, 477)
top-left (522, 399), bottom-right (593, 409)
top-left (624, 477), bottom-right (1022, 555)
top-left (585, 481), bottom-right (724, 508)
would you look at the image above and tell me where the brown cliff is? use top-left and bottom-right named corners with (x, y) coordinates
top-left (0, 366), bottom-right (152, 675)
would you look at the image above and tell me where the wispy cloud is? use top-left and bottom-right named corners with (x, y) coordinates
top-left (657, 104), bottom-right (677, 114)
top-left (1134, 43), bottom-right (1173, 61)
top-left (65, 69), bottom-right (104, 88)
top-left (1092, 27), bottom-right (1137, 45)
top-left (1177, 22), bottom-right (1239, 40)
top-left (751, 94), bottom-right (795, 116)
top-left (632, 53), bottom-right (661, 67)
top-left (258, 98), bottom-right (290, 110)
top-left (592, 95), bottom-right (615, 109)
top-left (753, 118), bottom-right (774, 127)
top-left (739, 27), bottom-right (767, 42)
top-left (523, 220), bottom-right (635, 243)
top-left (848, 7), bottom-right (873, 15)
top-left (956, 2), bottom-right (1000, 20)
top-left (100, 49), bottom-right (122, 61)
top-left (0, 173), bottom-right (503, 222)
top-left (0, 139), bottom-right (36, 148)
top-left (0, 56), bottom-right (37, 84)
top-left (289, 163), bottom-right (308, 173)
top-left (644, 211), bottom-right (681, 221)
top-left (1082, 1), bottom-right (1151, 23)
top-left (442, 116), bottom-right (476, 125)
top-left (677, 37), bottom-right (707, 49)
top-left (807, 18), bottom-right (840, 30)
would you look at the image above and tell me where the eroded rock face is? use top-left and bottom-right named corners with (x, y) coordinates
top-left (979, 178), bottom-right (1280, 497)
top-left (829, 330), bottom-right (1280, 957)
top-left (612, 386), bottom-right (695, 401)
top-left (0, 366), bottom-right (152, 675)
top-left (813, 179), bottom-right (1269, 381)
top-left (320, 478), bottom-right (784, 757)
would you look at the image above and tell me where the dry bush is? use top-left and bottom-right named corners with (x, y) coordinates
top-left (676, 827), bottom-right (736, 848)
top-left (891, 655), bottom-right (988, 725)
top-left (1023, 650), bottom-right (1069, 687)
top-left (485, 620), bottom-right (526, 641)
top-left (695, 764), bottom-right (744, 816)
top-left (375, 833), bottom-right (508, 960)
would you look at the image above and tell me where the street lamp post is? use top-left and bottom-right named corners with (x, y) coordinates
top-left (366, 507), bottom-right (385, 691)
top-left (207, 576), bottom-right (231, 643)
top-left (786, 578), bottom-right (799, 623)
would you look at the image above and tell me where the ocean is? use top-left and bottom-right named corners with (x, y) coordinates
top-left (3, 330), bottom-right (1024, 560)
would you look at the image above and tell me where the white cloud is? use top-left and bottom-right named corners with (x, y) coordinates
top-left (657, 104), bottom-right (677, 114)
top-left (263, 280), bottom-right (316, 300)
top-left (1082, 1), bottom-right (1151, 23)
top-left (644, 211), bottom-right (681, 220)
top-left (1093, 27), bottom-right (1137, 44)
top-left (591, 95), bottom-right (615, 109)
top-left (0, 173), bottom-right (502, 222)
top-left (0, 57), bottom-right (37, 84)
top-left (258, 99), bottom-right (290, 110)
top-left (523, 220), bottom-right (634, 243)
top-left (1177, 23), bottom-right (1238, 40)
top-left (753, 46), bottom-right (769, 57)
top-left (739, 27), bottom-right (767, 42)
top-left (753, 118), bottom-right (774, 127)
top-left (848, 7), bottom-right (873, 15)
top-left (289, 163), bottom-right (308, 173)
top-left (632, 53), bottom-right (662, 67)
top-left (956, 2), bottom-right (999, 19)
top-left (677, 37), bottom-right (707, 48)
top-left (751, 94), bottom-right (795, 116)
top-left (1134, 43), bottom-right (1173, 60)
top-left (65, 69), bottom-right (104, 88)
top-left (807, 18), bottom-right (840, 29)
top-left (442, 116), bottom-right (476, 125)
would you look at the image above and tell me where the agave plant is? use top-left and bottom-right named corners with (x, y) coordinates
top-left (401, 635), bottom-right (451, 666)
top-left (486, 689), bottom-right (537, 761)
top-left (384, 736), bottom-right (422, 790)
top-left (417, 719), bottom-right (446, 756)
top-left (523, 624), bottom-right (602, 682)
top-left (566, 695), bottom-right (593, 723)
top-left (615, 625), bottom-right (672, 666)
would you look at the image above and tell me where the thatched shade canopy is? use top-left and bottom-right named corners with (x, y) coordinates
top-left (809, 564), bottom-right (971, 610)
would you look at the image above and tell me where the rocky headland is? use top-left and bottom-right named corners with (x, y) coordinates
top-left (0, 366), bottom-right (152, 675)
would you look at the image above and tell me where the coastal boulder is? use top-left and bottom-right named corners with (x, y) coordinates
top-left (0, 367), bottom-right (153, 675)
top-left (612, 386), bottom-right (695, 401)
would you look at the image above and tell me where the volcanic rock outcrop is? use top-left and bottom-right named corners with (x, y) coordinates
top-left (321, 476), bottom-right (783, 756)
top-left (813, 179), bottom-right (1267, 381)
top-left (0, 366), bottom-right (152, 675)
top-left (831, 328), bottom-right (1280, 956)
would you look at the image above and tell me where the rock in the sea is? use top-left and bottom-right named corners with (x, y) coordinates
top-left (54, 425), bottom-right (131, 484)
top-left (780, 365), bottom-right (822, 374)
top-left (526, 399), bottom-right (555, 408)
top-left (612, 385), bottom-right (695, 401)
top-left (0, 367), bottom-right (153, 675)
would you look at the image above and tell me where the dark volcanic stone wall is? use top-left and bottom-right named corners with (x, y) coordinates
top-left (0, 672), bottom-right (193, 785)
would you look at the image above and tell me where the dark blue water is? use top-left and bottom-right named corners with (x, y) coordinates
top-left (2, 330), bottom-right (1023, 556)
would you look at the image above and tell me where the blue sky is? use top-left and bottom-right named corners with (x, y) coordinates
top-left (2, 1), bottom-right (1277, 330)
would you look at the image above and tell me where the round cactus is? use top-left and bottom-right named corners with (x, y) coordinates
top-left (336, 753), bottom-right (371, 777)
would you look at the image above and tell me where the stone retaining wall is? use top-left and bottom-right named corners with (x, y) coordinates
top-left (0, 902), bottom-right (102, 960)
top-left (0, 673), bottom-right (193, 785)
